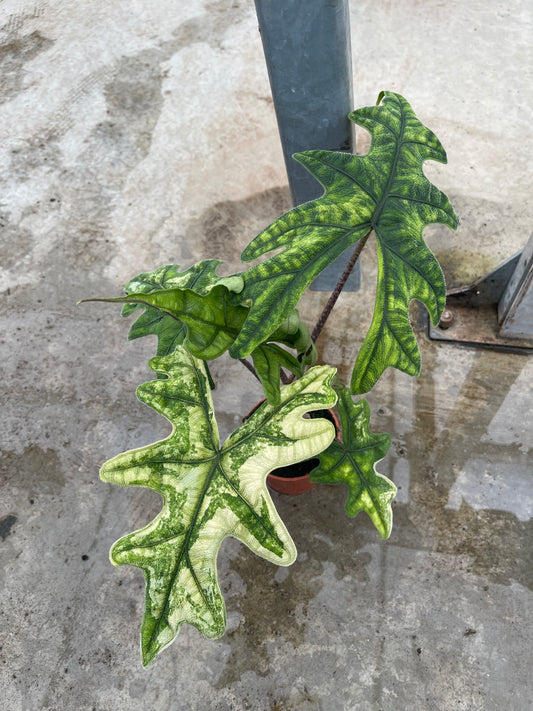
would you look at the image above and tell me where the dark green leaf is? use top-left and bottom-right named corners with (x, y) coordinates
top-left (121, 261), bottom-right (243, 357)
top-left (229, 92), bottom-right (457, 394)
top-left (83, 285), bottom-right (249, 361)
top-left (310, 388), bottom-right (394, 538)
top-left (251, 342), bottom-right (304, 405)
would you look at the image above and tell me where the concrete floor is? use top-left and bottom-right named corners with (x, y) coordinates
top-left (1, 1), bottom-right (532, 709)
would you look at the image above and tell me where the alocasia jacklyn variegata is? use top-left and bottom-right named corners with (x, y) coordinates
top-left (86, 92), bottom-right (457, 665)
top-left (102, 347), bottom-right (337, 665)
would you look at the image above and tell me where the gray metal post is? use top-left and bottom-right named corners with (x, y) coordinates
top-left (254, 0), bottom-right (360, 291)
top-left (498, 232), bottom-right (533, 338)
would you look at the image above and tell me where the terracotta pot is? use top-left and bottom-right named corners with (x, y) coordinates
top-left (266, 459), bottom-right (320, 495)
top-left (244, 401), bottom-right (340, 496)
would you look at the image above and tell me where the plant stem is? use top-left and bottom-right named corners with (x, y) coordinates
top-left (311, 231), bottom-right (371, 343)
top-left (279, 369), bottom-right (291, 385)
top-left (239, 358), bottom-right (261, 383)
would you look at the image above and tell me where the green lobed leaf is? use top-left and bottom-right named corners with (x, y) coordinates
top-left (84, 285), bottom-right (249, 361)
top-left (310, 388), bottom-right (395, 539)
top-left (85, 263), bottom-right (315, 388)
top-left (229, 92), bottom-right (457, 394)
top-left (101, 346), bottom-right (337, 665)
top-left (83, 270), bottom-right (316, 399)
top-left (251, 342), bottom-right (304, 405)
top-left (121, 261), bottom-right (243, 357)
top-left (348, 94), bottom-right (458, 392)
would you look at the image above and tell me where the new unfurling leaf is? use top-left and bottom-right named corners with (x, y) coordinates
top-left (251, 343), bottom-right (304, 404)
top-left (101, 346), bottom-right (337, 665)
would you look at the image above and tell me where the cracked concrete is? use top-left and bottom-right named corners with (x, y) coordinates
top-left (1, 1), bottom-right (532, 709)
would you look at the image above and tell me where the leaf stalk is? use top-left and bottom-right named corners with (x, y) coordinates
top-left (311, 231), bottom-right (371, 343)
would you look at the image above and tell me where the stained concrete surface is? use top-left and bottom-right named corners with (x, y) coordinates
top-left (1, 1), bottom-right (532, 709)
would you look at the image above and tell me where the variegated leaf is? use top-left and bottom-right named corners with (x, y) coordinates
top-left (121, 261), bottom-right (243, 357)
top-left (229, 92), bottom-right (458, 394)
top-left (101, 346), bottom-right (337, 665)
top-left (310, 388), bottom-right (395, 538)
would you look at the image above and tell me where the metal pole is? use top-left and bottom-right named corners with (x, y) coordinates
top-left (254, 0), bottom-right (360, 291)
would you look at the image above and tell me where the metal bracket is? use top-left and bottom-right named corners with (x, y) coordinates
top-left (498, 232), bottom-right (533, 338)
top-left (429, 233), bottom-right (533, 353)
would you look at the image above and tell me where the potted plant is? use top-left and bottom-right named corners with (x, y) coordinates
top-left (82, 91), bottom-right (458, 666)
